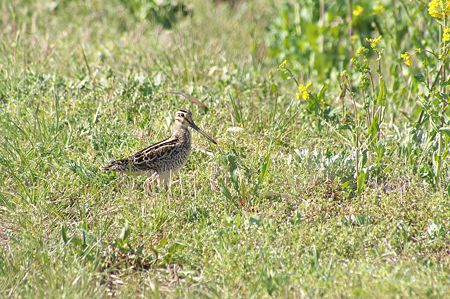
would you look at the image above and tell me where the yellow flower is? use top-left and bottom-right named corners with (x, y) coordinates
top-left (444, 27), bottom-right (450, 41)
top-left (373, 4), bottom-right (385, 15)
top-left (353, 5), bottom-right (364, 17)
top-left (356, 46), bottom-right (369, 55)
top-left (366, 35), bottom-right (382, 49)
top-left (401, 52), bottom-right (411, 66)
top-left (296, 82), bottom-right (312, 100)
top-left (279, 60), bottom-right (287, 69)
top-left (428, 0), bottom-right (450, 20)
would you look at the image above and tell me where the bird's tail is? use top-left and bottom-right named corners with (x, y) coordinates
top-left (102, 159), bottom-right (131, 172)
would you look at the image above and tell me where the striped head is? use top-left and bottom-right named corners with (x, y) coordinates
top-left (175, 109), bottom-right (194, 129)
top-left (175, 109), bottom-right (217, 144)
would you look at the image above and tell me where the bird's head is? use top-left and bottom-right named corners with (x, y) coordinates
top-left (175, 109), bottom-right (217, 144)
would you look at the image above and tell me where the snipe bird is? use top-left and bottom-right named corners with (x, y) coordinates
top-left (103, 109), bottom-right (217, 192)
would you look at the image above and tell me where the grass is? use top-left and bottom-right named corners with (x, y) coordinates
top-left (0, 0), bottom-right (449, 298)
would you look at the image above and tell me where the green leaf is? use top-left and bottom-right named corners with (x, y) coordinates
top-left (291, 212), bottom-right (302, 225)
top-left (226, 154), bottom-right (240, 193)
top-left (318, 85), bottom-right (327, 100)
top-left (437, 93), bottom-right (449, 101)
top-left (357, 171), bottom-right (367, 194)
top-left (61, 225), bottom-right (68, 244)
top-left (368, 115), bottom-right (379, 140)
top-left (230, 168), bottom-right (240, 193)
top-left (376, 79), bottom-right (386, 105)
top-left (413, 73), bottom-right (426, 84)
top-left (158, 238), bottom-right (168, 248)
top-left (219, 180), bottom-right (233, 201)
top-left (168, 242), bottom-right (185, 254)
top-left (439, 127), bottom-right (450, 137)
top-left (219, 179), bottom-right (239, 209)
top-left (119, 220), bottom-right (129, 241)
top-left (258, 154), bottom-right (271, 184)
top-left (360, 149), bottom-right (368, 169)
top-left (70, 236), bottom-right (83, 247)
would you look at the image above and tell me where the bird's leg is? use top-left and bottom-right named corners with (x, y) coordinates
top-left (157, 172), bottom-right (172, 206)
top-left (179, 175), bottom-right (183, 198)
top-left (144, 173), bottom-right (158, 196)
top-left (157, 172), bottom-right (170, 189)
top-left (164, 170), bottom-right (180, 187)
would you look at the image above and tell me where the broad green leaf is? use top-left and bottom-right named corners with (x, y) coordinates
top-left (376, 79), bottom-right (386, 105)
top-left (357, 171), bottom-right (367, 194)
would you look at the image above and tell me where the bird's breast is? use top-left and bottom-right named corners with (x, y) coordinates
top-left (158, 143), bottom-right (191, 172)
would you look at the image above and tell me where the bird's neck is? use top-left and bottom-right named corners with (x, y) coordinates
top-left (172, 125), bottom-right (190, 141)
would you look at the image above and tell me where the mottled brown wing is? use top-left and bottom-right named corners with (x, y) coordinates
top-left (128, 137), bottom-right (179, 171)
top-left (103, 137), bottom-right (179, 172)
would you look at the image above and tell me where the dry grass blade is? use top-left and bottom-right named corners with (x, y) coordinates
top-left (162, 91), bottom-right (208, 110)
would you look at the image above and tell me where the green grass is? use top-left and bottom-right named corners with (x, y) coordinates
top-left (0, 0), bottom-right (449, 298)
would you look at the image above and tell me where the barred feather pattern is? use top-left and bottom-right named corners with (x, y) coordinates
top-left (103, 130), bottom-right (191, 174)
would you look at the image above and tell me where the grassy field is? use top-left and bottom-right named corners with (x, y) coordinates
top-left (0, 0), bottom-right (449, 298)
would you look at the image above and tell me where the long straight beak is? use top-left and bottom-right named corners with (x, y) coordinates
top-left (190, 122), bottom-right (217, 145)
